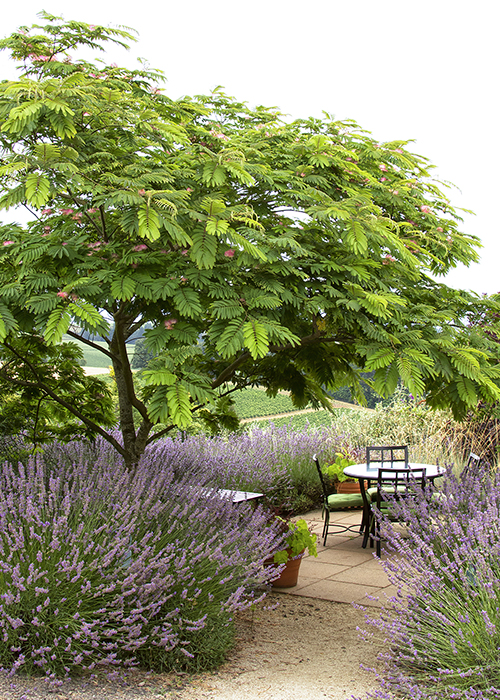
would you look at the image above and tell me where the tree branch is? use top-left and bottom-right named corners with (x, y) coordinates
top-left (66, 329), bottom-right (115, 360)
top-left (0, 343), bottom-right (126, 458)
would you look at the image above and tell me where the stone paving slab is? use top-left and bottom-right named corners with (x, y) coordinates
top-left (280, 509), bottom-right (393, 608)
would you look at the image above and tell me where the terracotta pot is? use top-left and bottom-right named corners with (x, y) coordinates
top-left (337, 480), bottom-right (361, 494)
top-left (265, 549), bottom-right (305, 588)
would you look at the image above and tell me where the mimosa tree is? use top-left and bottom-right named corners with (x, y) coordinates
top-left (1, 13), bottom-right (499, 466)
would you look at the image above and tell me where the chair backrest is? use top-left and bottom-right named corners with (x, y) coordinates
top-left (312, 454), bottom-right (329, 499)
top-left (366, 445), bottom-right (408, 472)
top-left (375, 466), bottom-right (426, 510)
top-left (461, 452), bottom-right (482, 478)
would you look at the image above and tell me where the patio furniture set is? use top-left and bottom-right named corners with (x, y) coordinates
top-left (313, 446), bottom-right (483, 556)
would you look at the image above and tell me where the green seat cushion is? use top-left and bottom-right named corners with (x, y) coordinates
top-left (326, 493), bottom-right (363, 509)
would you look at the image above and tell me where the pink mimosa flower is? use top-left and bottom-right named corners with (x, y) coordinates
top-left (43, 226), bottom-right (51, 232)
top-left (436, 227), bottom-right (443, 233)
top-left (379, 164), bottom-right (387, 171)
top-left (134, 244), bottom-right (148, 252)
top-left (41, 208), bottom-right (52, 215)
top-left (2, 241), bottom-right (14, 246)
top-left (87, 208), bottom-right (98, 214)
top-left (181, 250), bottom-right (188, 256)
top-left (61, 208), bottom-right (74, 215)
top-left (420, 205), bottom-right (431, 214)
top-left (380, 177), bottom-right (387, 182)
top-left (224, 249), bottom-right (235, 258)
top-left (138, 189), bottom-right (146, 195)
top-left (164, 318), bottom-right (177, 329)
top-left (57, 291), bottom-right (68, 298)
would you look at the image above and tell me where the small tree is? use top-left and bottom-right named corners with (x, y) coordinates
top-left (131, 336), bottom-right (154, 369)
top-left (1, 13), bottom-right (499, 466)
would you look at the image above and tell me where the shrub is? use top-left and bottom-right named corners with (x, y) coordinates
top-left (150, 424), bottom-right (363, 514)
top-left (356, 465), bottom-right (500, 699)
top-left (0, 440), bottom-right (284, 677)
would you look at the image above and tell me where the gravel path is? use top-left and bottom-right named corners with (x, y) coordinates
top-left (0, 594), bottom-right (379, 700)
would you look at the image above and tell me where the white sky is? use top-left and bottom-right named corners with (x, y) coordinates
top-left (1, 0), bottom-right (498, 295)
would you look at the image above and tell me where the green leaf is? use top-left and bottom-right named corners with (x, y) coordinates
top-left (173, 288), bottom-right (202, 317)
top-left (206, 217), bottom-right (229, 236)
top-left (365, 348), bottom-right (396, 371)
top-left (45, 306), bottom-right (71, 345)
top-left (345, 220), bottom-right (368, 254)
top-left (25, 173), bottom-right (50, 208)
top-left (202, 163), bottom-right (227, 186)
top-left (68, 301), bottom-right (109, 334)
top-left (148, 385), bottom-right (170, 423)
top-left (138, 202), bottom-right (160, 241)
top-left (210, 299), bottom-right (244, 320)
top-left (455, 376), bottom-right (478, 405)
top-left (142, 369), bottom-right (177, 386)
top-left (110, 276), bottom-right (136, 301)
top-left (215, 319), bottom-right (245, 357)
top-left (190, 229), bottom-right (218, 269)
top-left (0, 303), bottom-right (18, 340)
top-left (243, 320), bottom-right (269, 359)
top-left (167, 383), bottom-right (192, 428)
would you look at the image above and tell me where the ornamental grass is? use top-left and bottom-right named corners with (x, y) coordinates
top-left (0, 439), bottom-right (283, 678)
top-left (356, 464), bottom-right (500, 699)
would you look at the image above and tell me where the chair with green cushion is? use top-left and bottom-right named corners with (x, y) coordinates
top-left (365, 445), bottom-right (410, 501)
top-left (313, 454), bottom-right (364, 546)
top-left (364, 465), bottom-right (427, 556)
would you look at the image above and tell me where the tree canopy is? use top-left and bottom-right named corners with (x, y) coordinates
top-left (1, 13), bottom-right (499, 465)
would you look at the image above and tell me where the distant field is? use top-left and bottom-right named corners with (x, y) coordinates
top-left (231, 388), bottom-right (300, 419)
top-left (59, 341), bottom-right (360, 419)
top-left (62, 335), bottom-right (134, 369)
top-left (247, 409), bottom-right (348, 430)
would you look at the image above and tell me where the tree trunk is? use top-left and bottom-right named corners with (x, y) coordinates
top-left (110, 316), bottom-right (152, 469)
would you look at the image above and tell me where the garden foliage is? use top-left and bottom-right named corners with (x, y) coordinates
top-left (357, 467), bottom-right (500, 699)
top-left (0, 439), bottom-right (284, 676)
top-left (1, 14), bottom-right (500, 467)
top-left (148, 423), bottom-right (361, 513)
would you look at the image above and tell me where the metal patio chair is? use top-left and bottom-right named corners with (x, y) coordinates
top-left (364, 465), bottom-right (427, 556)
top-left (312, 454), bottom-right (364, 546)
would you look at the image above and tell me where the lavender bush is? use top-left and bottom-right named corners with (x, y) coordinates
top-left (0, 439), bottom-right (284, 677)
top-left (144, 424), bottom-right (361, 514)
top-left (355, 466), bottom-right (500, 699)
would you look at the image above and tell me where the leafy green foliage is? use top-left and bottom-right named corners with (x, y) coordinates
top-left (0, 335), bottom-right (116, 447)
top-left (0, 13), bottom-right (499, 466)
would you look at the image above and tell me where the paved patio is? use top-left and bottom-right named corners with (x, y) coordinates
top-left (274, 509), bottom-right (398, 608)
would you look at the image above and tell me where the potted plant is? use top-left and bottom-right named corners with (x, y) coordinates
top-left (266, 517), bottom-right (318, 588)
top-left (322, 452), bottom-right (360, 493)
